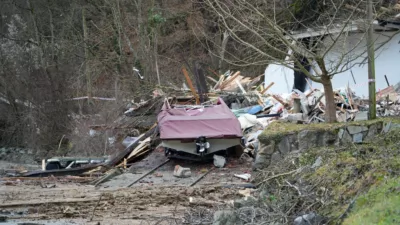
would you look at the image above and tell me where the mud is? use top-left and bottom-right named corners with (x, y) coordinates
top-left (0, 181), bottom-right (241, 224)
top-left (0, 149), bottom-right (252, 224)
top-left (99, 149), bottom-right (253, 189)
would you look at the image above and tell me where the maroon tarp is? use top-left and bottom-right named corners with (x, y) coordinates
top-left (158, 98), bottom-right (242, 140)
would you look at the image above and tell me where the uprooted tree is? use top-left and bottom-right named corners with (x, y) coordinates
top-left (200, 0), bottom-right (394, 123)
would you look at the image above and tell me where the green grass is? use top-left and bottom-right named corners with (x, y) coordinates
top-left (343, 177), bottom-right (400, 225)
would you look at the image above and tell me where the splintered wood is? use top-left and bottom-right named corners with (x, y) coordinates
top-left (212, 71), bottom-right (258, 92)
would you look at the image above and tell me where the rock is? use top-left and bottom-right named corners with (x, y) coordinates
top-left (321, 131), bottom-right (337, 145)
top-left (213, 155), bottom-right (226, 168)
top-left (186, 187), bottom-right (195, 196)
top-left (353, 133), bottom-right (363, 143)
top-left (286, 113), bottom-right (304, 122)
top-left (277, 136), bottom-right (291, 155)
top-left (298, 130), bottom-right (319, 151)
top-left (311, 156), bottom-right (322, 169)
top-left (233, 196), bottom-right (257, 208)
top-left (338, 129), bottom-right (345, 139)
top-left (213, 210), bottom-right (238, 225)
top-left (347, 126), bottom-right (368, 135)
top-left (364, 124), bottom-right (378, 142)
top-left (173, 165), bottom-right (191, 178)
top-left (294, 213), bottom-right (325, 225)
top-left (252, 141), bottom-right (276, 170)
top-left (341, 129), bottom-right (353, 143)
top-left (382, 121), bottom-right (392, 133)
top-left (287, 134), bottom-right (299, 150)
top-left (270, 151), bottom-right (282, 164)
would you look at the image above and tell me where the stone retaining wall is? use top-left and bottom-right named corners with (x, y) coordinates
top-left (253, 120), bottom-right (400, 170)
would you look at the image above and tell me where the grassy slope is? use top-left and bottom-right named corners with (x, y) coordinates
top-left (301, 126), bottom-right (400, 222)
top-left (253, 118), bottom-right (400, 224)
top-left (343, 177), bottom-right (400, 225)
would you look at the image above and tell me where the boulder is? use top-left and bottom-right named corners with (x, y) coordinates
top-left (321, 131), bottom-right (338, 146)
top-left (252, 141), bottom-right (276, 170)
top-left (364, 124), bottom-right (378, 142)
top-left (173, 165), bottom-right (191, 178)
top-left (338, 128), bottom-right (345, 139)
top-left (286, 113), bottom-right (304, 122)
top-left (294, 213), bottom-right (325, 225)
top-left (213, 155), bottom-right (226, 168)
top-left (382, 121), bottom-right (392, 133)
top-left (341, 129), bottom-right (353, 143)
top-left (298, 130), bottom-right (319, 151)
top-left (347, 126), bottom-right (368, 135)
top-left (353, 133), bottom-right (363, 143)
top-left (311, 156), bottom-right (322, 169)
top-left (277, 136), bottom-right (291, 155)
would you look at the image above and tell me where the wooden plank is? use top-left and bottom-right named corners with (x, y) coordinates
top-left (220, 71), bottom-right (241, 89)
top-left (126, 159), bottom-right (171, 187)
top-left (105, 125), bottom-right (156, 167)
top-left (261, 82), bottom-right (275, 95)
top-left (235, 80), bottom-right (252, 103)
top-left (271, 94), bottom-right (286, 106)
top-left (21, 164), bottom-right (100, 177)
top-left (207, 67), bottom-right (220, 78)
top-left (254, 91), bottom-right (266, 107)
top-left (213, 75), bottom-right (225, 90)
top-left (222, 75), bottom-right (244, 91)
top-left (247, 74), bottom-right (264, 90)
top-left (126, 137), bottom-right (151, 159)
top-left (182, 67), bottom-right (200, 104)
top-left (189, 168), bottom-right (214, 187)
top-left (207, 76), bottom-right (218, 83)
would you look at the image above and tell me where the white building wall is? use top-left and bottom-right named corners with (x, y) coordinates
top-left (264, 31), bottom-right (400, 97)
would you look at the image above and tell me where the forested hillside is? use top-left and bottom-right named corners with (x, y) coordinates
top-left (0, 0), bottom-right (245, 152)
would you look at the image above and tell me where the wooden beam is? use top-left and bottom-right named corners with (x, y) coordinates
top-left (261, 82), bottom-right (275, 95)
top-left (207, 67), bottom-right (220, 78)
top-left (213, 75), bottom-right (225, 90)
top-left (220, 71), bottom-right (241, 89)
top-left (182, 67), bottom-right (200, 104)
top-left (207, 76), bottom-right (218, 83)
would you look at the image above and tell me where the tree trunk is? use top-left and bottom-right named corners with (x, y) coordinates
top-left (154, 30), bottom-right (160, 86)
top-left (322, 76), bottom-right (337, 123)
top-left (218, 30), bottom-right (229, 74)
top-left (367, 0), bottom-right (376, 120)
top-left (82, 7), bottom-right (91, 103)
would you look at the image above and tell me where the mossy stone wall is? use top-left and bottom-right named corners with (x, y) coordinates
top-left (253, 119), bottom-right (400, 170)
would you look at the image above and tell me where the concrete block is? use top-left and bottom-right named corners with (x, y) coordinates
top-left (173, 165), bottom-right (191, 178)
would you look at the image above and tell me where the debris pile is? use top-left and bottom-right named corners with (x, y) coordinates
top-left (7, 69), bottom-right (399, 186)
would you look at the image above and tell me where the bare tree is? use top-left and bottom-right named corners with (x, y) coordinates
top-left (200, 0), bottom-right (395, 122)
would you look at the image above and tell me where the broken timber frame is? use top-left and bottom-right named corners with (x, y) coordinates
top-left (182, 67), bottom-right (200, 104)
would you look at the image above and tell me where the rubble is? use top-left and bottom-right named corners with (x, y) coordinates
top-left (234, 173), bottom-right (251, 181)
top-left (6, 68), bottom-right (397, 206)
top-left (294, 213), bottom-right (325, 225)
top-left (213, 155), bottom-right (226, 168)
top-left (173, 165), bottom-right (191, 178)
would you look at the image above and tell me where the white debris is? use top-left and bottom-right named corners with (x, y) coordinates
top-left (234, 173), bottom-right (251, 181)
top-left (213, 155), bottom-right (226, 168)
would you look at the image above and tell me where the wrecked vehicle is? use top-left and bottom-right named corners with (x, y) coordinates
top-left (157, 98), bottom-right (243, 160)
top-left (45, 157), bottom-right (108, 170)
